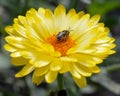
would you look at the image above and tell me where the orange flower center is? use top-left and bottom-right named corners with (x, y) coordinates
top-left (46, 34), bottom-right (75, 56)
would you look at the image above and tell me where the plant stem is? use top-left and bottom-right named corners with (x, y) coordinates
top-left (57, 74), bottom-right (64, 90)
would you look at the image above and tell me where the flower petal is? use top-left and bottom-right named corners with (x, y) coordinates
top-left (5, 36), bottom-right (26, 49)
top-left (38, 7), bottom-right (45, 16)
top-left (74, 63), bottom-right (92, 76)
top-left (5, 26), bottom-right (19, 36)
top-left (11, 57), bottom-right (28, 66)
top-left (32, 73), bottom-right (44, 85)
top-left (50, 59), bottom-right (63, 71)
top-left (15, 64), bottom-right (34, 77)
top-left (71, 14), bottom-right (90, 40)
top-left (66, 9), bottom-right (79, 28)
top-left (90, 66), bottom-right (101, 73)
top-left (29, 54), bottom-right (53, 67)
top-left (60, 56), bottom-right (77, 62)
top-left (18, 15), bottom-right (27, 25)
top-left (78, 11), bottom-right (85, 18)
top-left (13, 23), bottom-right (27, 38)
top-left (68, 53), bottom-right (101, 67)
top-left (54, 4), bottom-right (67, 32)
top-left (88, 15), bottom-right (100, 26)
top-left (44, 9), bottom-right (55, 35)
top-left (10, 51), bottom-right (22, 57)
top-left (34, 65), bottom-right (49, 76)
top-left (4, 44), bottom-right (17, 52)
top-left (45, 70), bottom-right (58, 83)
top-left (73, 76), bottom-right (87, 88)
top-left (59, 61), bottom-right (69, 73)
top-left (69, 63), bottom-right (81, 79)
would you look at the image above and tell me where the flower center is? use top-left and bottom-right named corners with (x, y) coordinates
top-left (46, 34), bottom-right (75, 56)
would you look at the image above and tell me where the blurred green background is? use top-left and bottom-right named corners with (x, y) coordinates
top-left (0, 0), bottom-right (120, 96)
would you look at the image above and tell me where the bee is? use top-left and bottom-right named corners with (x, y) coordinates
top-left (56, 30), bottom-right (70, 42)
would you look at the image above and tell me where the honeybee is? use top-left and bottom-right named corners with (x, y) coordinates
top-left (56, 30), bottom-right (70, 42)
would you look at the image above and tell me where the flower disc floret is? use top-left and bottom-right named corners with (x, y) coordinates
top-left (46, 35), bottom-right (75, 56)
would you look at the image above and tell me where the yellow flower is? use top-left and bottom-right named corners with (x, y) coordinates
top-left (4, 5), bottom-right (116, 88)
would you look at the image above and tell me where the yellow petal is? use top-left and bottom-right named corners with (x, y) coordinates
top-left (73, 76), bottom-right (87, 88)
top-left (44, 9), bottom-right (55, 35)
top-left (88, 15), bottom-right (100, 26)
top-left (66, 9), bottom-right (79, 27)
top-left (67, 53), bottom-right (99, 67)
top-left (50, 59), bottom-right (62, 71)
top-left (54, 4), bottom-right (67, 32)
top-left (73, 63), bottom-right (92, 76)
top-left (15, 64), bottom-right (34, 77)
top-left (69, 28), bottom-right (101, 53)
top-left (4, 44), bottom-right (17, 52)
top-left (10, 51), bottom-right (21, 57)
top-left (5, 36), bottom-right (25, 49)
top-left (59, 61), bottom-right (69, 73)
top-left (40, 43), bottom-right (54, 53)
top-left (95, 37), bottom-right (111, 44)
top-left (54, 4), bottom-right (66, 18)
top-left (26, 8), bottom-right (37, 26)
top-left (38, 7), bottom-right (45, 16)
top-left (11, 57), bottom-right (28, 66)
top-left (25, 25), bottom-right (41, 41)
top-left (28, 8), bottom-right (53, 40)
top-left (21, 51), bottom-right (33, 59)
top-left (26, 9), bottom-right (49, 40)
top-left (34, 65), bottom-right (49, 76)
top-left (13, 18), bottom-right (19, 24)
top-left (5, 26), bottom-right (19, 36)
top-left (60, 56), bottom-right (77, 62)
top-left (28, 23), bottom-right (45, 41)
top-left (109, 37), bottom-right (115, 43)
top-left (45, 70), bottom-right (58, 83)
top-left (90, 66), bottom-right (101, 73)
top-left (32, 73), bottom-right (44, 85)
top-left (67, 9), bottom-right (76, 18)
top-left (97, 43), bottom-right (116, 49)
top-left (72, 14), bottom-right (90, 34)
top-left (51, 51), bottom-right (61, 57)
top-left (69, 63), bottom-right (81, 79)
top-left (75, 27), bottom-right (100, 50)
top-left (78, 14), bottom-right (90, 24)
top-left (13, 23), bottom-right (26, 38)
top-left (29, 54), bottom-right (53, 67)
top-left (78, 11), bottom-right (85, 18)
top-left (18, 15), bottom-right (27, 25)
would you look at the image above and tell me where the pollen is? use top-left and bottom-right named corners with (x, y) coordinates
top-left (46, 35), bottom-right (75, 56)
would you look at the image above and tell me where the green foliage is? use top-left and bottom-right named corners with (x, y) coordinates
top-left (0, 0), bottom-right (25, 19)
top-left (87, 0), bottom-right (120, 15)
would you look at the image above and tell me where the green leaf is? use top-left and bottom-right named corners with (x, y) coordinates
top-left (87, 0), bottom-right (120, 15)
